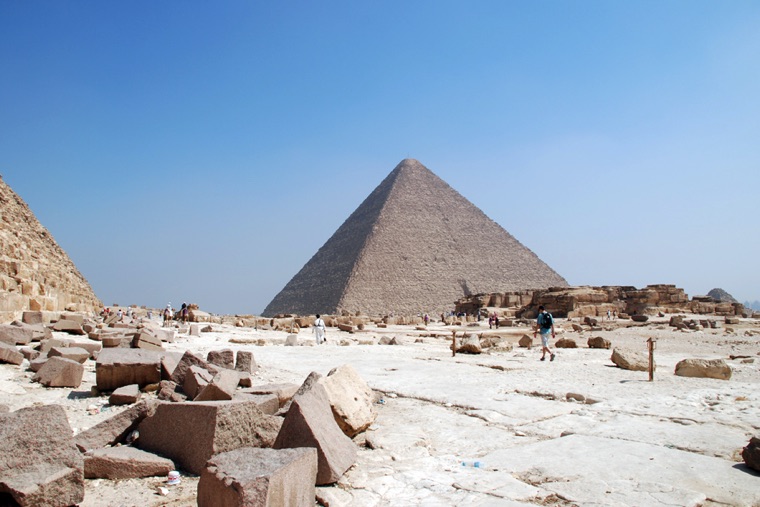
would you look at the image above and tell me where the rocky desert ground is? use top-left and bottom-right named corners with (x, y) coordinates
top-left (2, 313), bottom-right (759, 507)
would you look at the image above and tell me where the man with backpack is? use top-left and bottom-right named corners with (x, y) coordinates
top-left (534, 305), bottom-right (556, 361)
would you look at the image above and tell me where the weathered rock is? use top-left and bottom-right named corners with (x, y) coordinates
top-left (15, 321), bottom-right (51, 341)
top-left (52, 319), bottom-right (85, 335)
top-left (571, 323), bottom-right (583, 332)
top-left (285, 334), bottom-right (299, 346)
top-left (48, 346), bottom-right (89, 364)
top-left (0, 405), bottom-right (84, 507)
top-left (68, 340), bottom-right (102, 359)
top-left (273, 372), bottom-right (357, 485)
top-left (457, 334), bottom-right (482, 354)
top-left (207, 348), bottom-right (235, 370)
top-left (170, 350), bottom-right (219, 385)
top-left (109, 384), bottom-right (141, 405)
top-left (29, 354), bottom-right (49, 372)
top-left (321, 364), bottom-right (377, 438)
top-left (96, 348), bottom-right (164, 391)
top-left (22, 310), bottom-right (44, 325)
top-left (195, 369), bottom-right (240, 401)
top-left (84, 446), bottom-right (174, 480)
top-left (233, 392), bottom-right (280, 415)
top-left (555, 338), bottom-right (577, 348)
top-left (0, 324), bottom-right (33, 345)
top-left (19, 346), bottom-right (40, 361)
top-left (39, 337), bottom-right (68, 353)
top-left (518, 334), bottom-right (533, 349)
top-left (674, 358), bottom-right (732, 380)
top-left (157, 380), bottom-right (186, 402)
top-left (132, 330), bottom-right (163, 351)
top-left (587, 336), bottom-right (611, 349)
top-left (610, 348), bottom-right (652, 372)
top-left (183, 365), bottom-right (213, 399)
top-left (235, 350), bottom-right (257, 374)
top-left (584, 316), bottom-right (598, 327)
top-left (198, 447), bottom-right (318, 507)
top-left (32, 356), bottom-right (84, 387)
top-left (75, 400), bottom-right (159, 452)
top-left (631, 315), bottom-right (649, 322)
top-left (742, 436), bottom-right (760, 472)
top-left (244, 383), bottom-right (299, 408)
top-left (0, 341), bottom-right (23, 365)
top-left (137, 400), bottom-right (282, 475)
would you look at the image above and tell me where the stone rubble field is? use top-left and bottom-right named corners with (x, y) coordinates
top-left (1, 314), bottom-right (759, 506)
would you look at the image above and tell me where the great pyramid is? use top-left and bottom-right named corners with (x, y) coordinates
top-left (0, 176), bottom-right (101, 322)
top-left (263, 159), bottom-right (567, 317)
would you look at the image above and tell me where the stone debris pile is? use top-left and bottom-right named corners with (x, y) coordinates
top-left (0, 309), bottom-right (379, 505)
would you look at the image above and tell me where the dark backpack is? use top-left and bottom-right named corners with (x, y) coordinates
top-left (540, 312), bottom-right (553, 330)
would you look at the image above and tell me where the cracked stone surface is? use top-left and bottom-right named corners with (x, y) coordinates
top-left (1, 314), bottom-right (759, 506)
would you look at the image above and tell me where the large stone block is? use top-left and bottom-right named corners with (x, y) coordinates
top-left (48, 346), bottom-right (89, 364)
top-left (68, 340), bottom-right (102, 359)
top-left (75, 400), bottom-right (159, 452)
top-left (84, 446), bottom-right (174, 479)
top-left (674, 358), bottom-right (732, 380)
top-left (235, 350), bottom-right (258, 374)
top-left (244, 383), bottom-right (299, 408)
top-left (198, 447), bottom-right (317, 507)
top-left (137, 400), bottom-right (283, 475)
top-left (0, 405), bottom-right (84, 507)
top-left (321, 364), bottom-right (377, 438)
top-left (742, 436), bottom-right (760, 472)
top-left (207, 348), bottom-right (235, 369)
top-left (95, 348), bottom-right (163, 391)
top-left (22, 310), bottom-right (43, 325)
top-left (0, 324), bottom-right (33, 345)
top-left (184, 365), bottom-right (214, 399)
top-left (52, 319), bottom-right (85, 335)
top-left (170, 350), bottom-right (219, 385)
top-left (0, 341), bottom-right (23, 365)
top-left (109, 384), bottom-right (141, 405)
top-left (273, 372), bottom-right (357, 485)
top-left (233, 392), bottom-right (280, 415)
top-left (132, 331), bottom-right (163, 351)
top-left (195, 369), bottom-right (240, 401)
top-left (33, 356), bottom-right (84, 388)
top-left (610, 348), bottom-right (652, 372)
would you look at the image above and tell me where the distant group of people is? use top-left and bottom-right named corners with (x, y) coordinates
top-left (606, 309), bottom-right (618, 320)
top-left (162, 302), bottom-right (189, 326)
top-left (488, 313), bottom-right (500, 329)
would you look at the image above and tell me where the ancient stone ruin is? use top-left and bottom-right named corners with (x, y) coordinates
top-left (264, 159), bottom-right (567, 317)
top-left (456, 284), bottom-right (746, 319)
top-left (0, 176), bottom-right (101, 322)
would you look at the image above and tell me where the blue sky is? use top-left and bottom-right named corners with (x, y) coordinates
top-left (1, 1), bottom-right (758, 314)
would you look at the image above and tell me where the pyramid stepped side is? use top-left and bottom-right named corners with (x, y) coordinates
top-left (262, 169), bottom-right (403, 317)
top-left (0, 177), bottom-right (102, 322)
top-left (336, 160), bottom-right (567, 315)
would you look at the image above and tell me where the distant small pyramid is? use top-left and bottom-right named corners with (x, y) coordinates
top-left (0, 176), bottom-right (101, 321)
top-left (263, 159), bottom-right (567, 317)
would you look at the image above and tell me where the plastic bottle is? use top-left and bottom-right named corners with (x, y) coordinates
top-left (461, 460), bottom-right (484, 468)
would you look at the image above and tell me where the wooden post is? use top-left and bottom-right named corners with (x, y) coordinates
top-left (647, 337), bottom-right (656, 381)
top-left (452, 331), bottom-right (457, 357)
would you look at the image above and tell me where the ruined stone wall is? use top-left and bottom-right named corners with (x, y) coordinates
top-left (0, 177), bottom-right (101, 322)
top-left (455, 284), bottom-right (744, 319)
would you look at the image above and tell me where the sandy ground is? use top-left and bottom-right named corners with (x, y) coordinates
top-left (1, 314), bottom-right (759, 506)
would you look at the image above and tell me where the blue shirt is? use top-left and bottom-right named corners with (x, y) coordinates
top-left (537, 312), bottom-right (553, 335)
